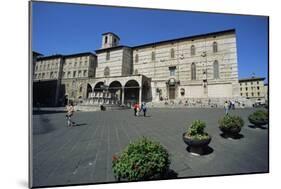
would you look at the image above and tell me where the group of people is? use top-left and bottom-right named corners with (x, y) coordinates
top-left (133, 102), bottom-right (147, 117)
top-left (224, 100), bottom-right (235, 115)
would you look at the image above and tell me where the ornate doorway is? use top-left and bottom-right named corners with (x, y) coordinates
top-left (169, 85), bottom-right (176, 99)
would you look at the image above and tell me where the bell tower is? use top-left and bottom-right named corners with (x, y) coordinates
top-left (101, 32), bottom-right (120, 49)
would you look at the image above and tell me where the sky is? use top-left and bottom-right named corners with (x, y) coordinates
top-left (32, 1), bottom-right (269, 82)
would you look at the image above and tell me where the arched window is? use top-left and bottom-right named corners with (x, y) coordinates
top-left (191, 45), bottom-right (195, 55)
top-left (213, 60), bottom-right (219, 79)
top-left (104, 66), bottom-right (110, 77)
top-left (213, 42), bottom-right (218, 53)
top-left (170, 48), bottom-right (175, 58)
top-left (106, 51), bottom-right (110, 60)
top-left (135, 54), bottom-right (139, 63)
top-left (79, 85), bottom-right (83, 93)
top-left (191, 63), bottom-right (196, 80)
top-left (134, 69), bottom-right (138, 75)
top-left (151, 51), bottom-right (155, 61)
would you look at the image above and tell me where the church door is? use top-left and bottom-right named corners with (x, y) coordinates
top-left (169, 86), bottom-right (175, 99)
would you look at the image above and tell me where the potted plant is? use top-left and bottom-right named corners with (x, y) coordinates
top-left (248, 110), bottom-right (268, 128)
top-left (182, 120), bottom-right (211, 155)
top-left (112, 137), bottom-right (170, 181)
top-left (218, 115), bottom-right (244, 138)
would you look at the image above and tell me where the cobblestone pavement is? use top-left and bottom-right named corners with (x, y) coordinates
top-left (31, 108), bottom-right (269, 187)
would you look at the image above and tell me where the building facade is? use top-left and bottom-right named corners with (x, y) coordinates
top-left (239, 77), bottom-right (267, 104)
top-left (33, 29), bottom-right (242, 107)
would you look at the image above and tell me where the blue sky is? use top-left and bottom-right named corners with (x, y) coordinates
top-left (32, 2), bottom-right (268, 82)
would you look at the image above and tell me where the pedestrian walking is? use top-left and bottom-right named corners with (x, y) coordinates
top-left (136, 103), bottom-right (140, 116)
top-left (66, 102), bottom-right (75, 127)
top-left (141, 102), bottom-right (147, 117)
top-left (224, 101), bottom-right (229, 115)
top-left (133, 103), bottom-right (138, 116)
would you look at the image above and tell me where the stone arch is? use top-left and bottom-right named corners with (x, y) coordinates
top-left (109, 80), bottom-right (123, 103)
top-left (94, 81), bottom-right (104, 92)
top-left (124, 79), bottom-right (140, 104)
top-left (86, 83), bottom-right (92, 98)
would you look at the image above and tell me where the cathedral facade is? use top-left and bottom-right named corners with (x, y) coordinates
top-left (33, 29), bottom-right (240, 107)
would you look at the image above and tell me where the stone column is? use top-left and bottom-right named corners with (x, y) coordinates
top-left (121, 87), bottom-right (125, 105)
top-left (139, 85), bottom-right (142, 105)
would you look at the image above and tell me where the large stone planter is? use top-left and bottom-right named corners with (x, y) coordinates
top-left (219, 126), bottom-right (242, 138)
top-left (182, 132), bottom-right (211, 155)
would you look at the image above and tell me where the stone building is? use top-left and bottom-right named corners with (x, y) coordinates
top-left (239, 77), bottom-right (267, 104)
top-left (33, 29), bottom-right (243, 107)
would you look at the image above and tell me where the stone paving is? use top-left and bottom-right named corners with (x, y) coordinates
top-left (31, 108), bottom-right (269, 187)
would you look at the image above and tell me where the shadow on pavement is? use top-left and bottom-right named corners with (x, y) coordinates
top-left (74, 123), bottom-right (87, 127)
top-left (248, 125), bottom-right (268, 130)
top-left (220, 133), bottom-right (244, 140)
top-left (33, 110), bottom-right (66, 115)
top-left (185, 146), bottom-right (214, 156)
top-left (33, 116), bottom-right (56, 135)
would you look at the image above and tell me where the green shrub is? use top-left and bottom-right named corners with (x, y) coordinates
top-left (112, 137), bottom-right (170, 181)
top-left (219, 115), bottom-right (244, 130)
top-left (248, 110), bottom-right (268, 126)
top-left (186, 120), bottom-right (209, 140)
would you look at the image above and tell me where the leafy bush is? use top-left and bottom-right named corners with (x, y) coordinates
top-left (219, 115), bottom-right (244, 131)
top-left (186, 120), bottom-right (209, 140)
top-left (112, 137), bottom-right (170, 181)
top-left (248, 110), bottom-right (268, 126)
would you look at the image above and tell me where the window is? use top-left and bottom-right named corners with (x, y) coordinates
top-left (251, 82), bottom-right (253, 85)
top-left (67, 71), bottom-right (71, 78)
top-left (34, 74), bottom-right (37, 78)
top-left (78, 70), bottom-right (81, 77)
top-left (83, 70), bottom-right (87, 76)
top-left (191, 63), bottom-right (196, 80)
top-left (151, 51), bottom-right (155, 61)
top-left (252, 92), bottom-right (254, 96)
top-left (104, 66), bottom-right (110, 77)
top-left (191, 45), bottom-right (195, 55)
top-left (246, 93), bottom-right (248, 97)
top-left (35, 65), bottom-right (38, 71)
top-left (245, 82), bottom-right (247, 86)
top-left (240, 88), bottom-right (242, 91)
top-left (79, 86), bottom-right (83, 92)
top-left (213, 60), bottom-right (219, 79)
top-left (240, 93), bottom-right (243, 96)
top-left (180, 88), bottom-right (185, 96)
top-left (74, 62), bottom-right (77, 67)
top-left (79, 62), bottom-right (82, 67)
top-left (62, 72), bottom-right (65, 78)
top-left (50, 72), bottom-right (53, 78)
top-left (73, 71), bottom-right (76, 78)
top-left (246, 87), bottom-right (248, 91)
top-left (105, 36), bottom-right (108, 43)
top-left (257, 81), bottom-right (259, 84)
top-left (258, 92), bottom-right (260, 96)
top-left (135, 54), bottom-right (139, 63)
top-left (213, 42), bottom-right (218, 53)
top-left (170, 48), bottom-right (175, 58)
top-left (169, 66), bottom-right (176, 76)
top-left (38, 73), bottom-right (41, 78)
top-left (42, 73), bottom-right (45, 78)
top-left (257, 86), bottom-right (260, 90)
top-left (84, 61), bottom-right (88, 66)
top-left (106, 51), bottom-right (110, 60)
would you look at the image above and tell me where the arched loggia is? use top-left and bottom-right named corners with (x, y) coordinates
top-left (108, 81), bottom-right (123, 104)
top-left (124, 80), bottom-right (140, 104)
